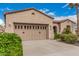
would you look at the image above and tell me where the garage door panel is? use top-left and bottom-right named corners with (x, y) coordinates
top-left (14, 23), bottom-right (48, 40)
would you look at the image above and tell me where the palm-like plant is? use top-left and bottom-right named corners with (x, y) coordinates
top-left (69, 3), bottom-right (79, 35)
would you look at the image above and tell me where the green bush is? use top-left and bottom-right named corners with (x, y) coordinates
top-left (62, 27), bottom-right (71, 34)
top-left (54, 26), bottom-right (78, 44)
top-left (0, 33), bottom-right (23, 56)
top-left (58, 26), bottom-right (78, 44)
top-left (54, 33), bottom-right (61, 40)
top-left (60, 33), bottom-right (77, 44)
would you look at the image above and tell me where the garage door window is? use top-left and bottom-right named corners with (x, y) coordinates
top-left (33, 26), bottom-right (34, 29)
top-left (38, 26), bottom-right (39, 29)
top-left (24, 26), bottom-right (26, 29)
top-left (45, 26), bottom-right (46, 29)
top-left (27, 26), bottom-right (29, 29)
top-left (30, 26), bottom-right (31, 29)
top-left (15, 25), bottom-right (17, 29)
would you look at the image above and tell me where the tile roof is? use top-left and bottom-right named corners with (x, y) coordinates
top-left (53, 19), bottom-right (76, 24)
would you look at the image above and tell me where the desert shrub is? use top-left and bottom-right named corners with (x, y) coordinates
top-left (60, 33), bottom-right (77, 44)
top-left (0, 33), bottom-right (23, 56)
top-left (62, 27), bottom-right (72, 34)
top-left (57, 26), bottom-right (78, 44)
top-left (54, 33), bottom-right (61, 40)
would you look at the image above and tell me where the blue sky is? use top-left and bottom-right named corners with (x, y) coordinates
top-left (0, 3), bottom-right (77, 25)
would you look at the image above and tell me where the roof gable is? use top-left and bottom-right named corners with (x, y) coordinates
top-left (61, 19), bottom-right (76, 24)
top-left (53, 19), bottom-right (76, 24)
top-left (4, 8), bottom-right (54, 20)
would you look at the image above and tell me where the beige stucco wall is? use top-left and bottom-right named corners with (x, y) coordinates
top-left (60, 20), bottom-right (76, 34)
top-left (0, 29), bottom-right (3, 32)
top-left (5, 9), bottom-right (54, 39)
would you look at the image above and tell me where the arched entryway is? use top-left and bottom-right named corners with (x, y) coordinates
top-left (53, 26), bottom-right (57, 33)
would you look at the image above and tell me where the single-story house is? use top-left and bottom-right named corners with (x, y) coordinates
top-left (53, 19), bottom-right (76, 34)
top-left (4, 8), bottom-right (76, 40)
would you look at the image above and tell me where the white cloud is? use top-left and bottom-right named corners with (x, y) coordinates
top-left (0, 7), bottom-right (12, 11)
top-left (6, 7), bottom-right (11, 10)
top-left (39, 8), bottom-right (77, 24)
top-left (62, 3), bottom-right (69, 8)
top-left (39, 8), bottom-right (49, 13)
top-left (47, 12), bottom-right (55, 16)
top-left (54, 15), bottom-right (77, 23)
top-left (39, 8), bottom-right (55, 16)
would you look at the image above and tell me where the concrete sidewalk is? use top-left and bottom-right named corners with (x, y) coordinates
top-left (22, 40), bottom-right (79, 56)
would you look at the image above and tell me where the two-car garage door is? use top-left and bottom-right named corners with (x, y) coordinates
top-left (14, 23), bottom-right (48, 40)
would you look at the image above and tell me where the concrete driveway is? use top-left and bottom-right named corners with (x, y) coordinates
top-left (22, 40), bottom-right (79, 56)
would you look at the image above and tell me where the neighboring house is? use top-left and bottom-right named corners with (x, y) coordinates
top-left (53, 19), bottom-right (76, 34)
top-left (4, 8), bottom-right (54, 40)
top-left (0, 25), bottom-right (5, 32)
